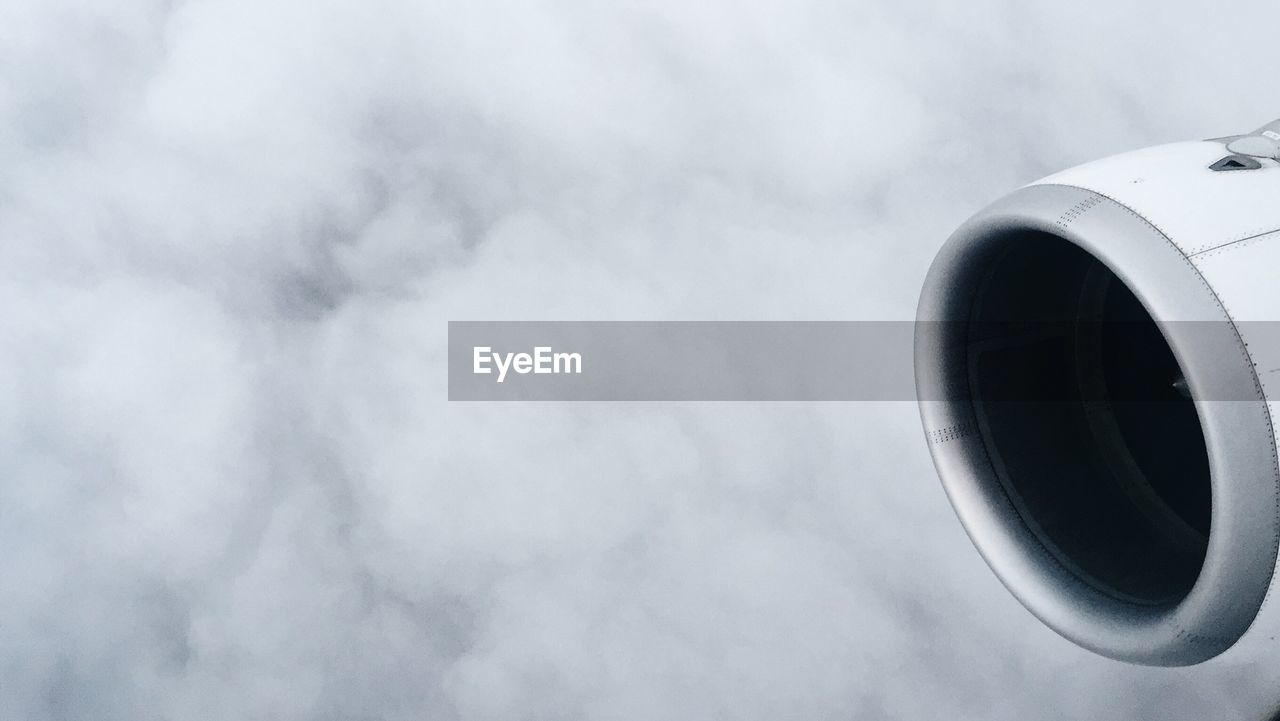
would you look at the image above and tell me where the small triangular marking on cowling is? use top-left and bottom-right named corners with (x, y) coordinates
top-left (1210, 155), bottom-right (1262, 172)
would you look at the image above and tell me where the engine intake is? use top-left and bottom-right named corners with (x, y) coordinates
top-left (916, 182), bottom-right (1280, 666)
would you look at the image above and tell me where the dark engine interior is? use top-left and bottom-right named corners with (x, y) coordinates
top-left (966, 231), bottom-right (1210, 605)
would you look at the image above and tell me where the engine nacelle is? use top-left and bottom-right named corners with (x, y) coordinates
top-left (916, 121), bottom-right (1280, 666)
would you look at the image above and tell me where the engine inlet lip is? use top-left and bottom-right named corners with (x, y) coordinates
top-left (915, 183), bottom-right (1280, 666)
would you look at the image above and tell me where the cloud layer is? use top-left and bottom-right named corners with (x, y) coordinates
top-left (4, 1), bottom-right (1280, 719)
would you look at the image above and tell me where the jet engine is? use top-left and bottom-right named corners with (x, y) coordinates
top-left (915, 120), bottom-right (1280, 668)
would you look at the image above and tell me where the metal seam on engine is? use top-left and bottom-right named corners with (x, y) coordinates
top-left (1185, 225), bottom-right (1280, 256)
top-left (929, 422), bottom-right (976, 444)
top-left (1188, 228), bottom-right (1280, 260)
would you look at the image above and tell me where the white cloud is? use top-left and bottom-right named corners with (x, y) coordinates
top-left (3, 0), bottom-right (1280, 719)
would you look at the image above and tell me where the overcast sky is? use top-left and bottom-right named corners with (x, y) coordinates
top-left (4, 1), bottom-right (1280, 719)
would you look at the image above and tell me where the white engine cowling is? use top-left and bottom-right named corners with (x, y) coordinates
top-left (916, 121), bottom-right (1280, 667)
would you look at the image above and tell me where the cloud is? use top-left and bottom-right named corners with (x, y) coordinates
top-left (3, 0), bottom-right (1280, 719)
